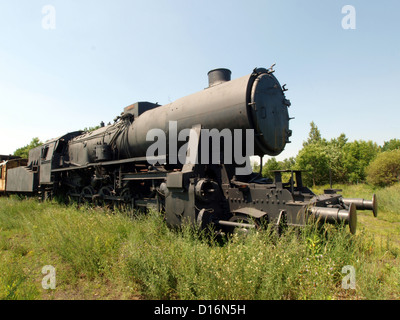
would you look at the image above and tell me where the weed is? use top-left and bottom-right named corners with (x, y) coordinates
top-left (0, 183), bottom-right (399, 299)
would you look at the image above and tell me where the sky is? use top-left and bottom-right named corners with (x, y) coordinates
top-left (0, 0), bottom-right (399, 161)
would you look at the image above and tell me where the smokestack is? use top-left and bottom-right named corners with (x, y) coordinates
top-left (207, 68), bottom-right (231, 87)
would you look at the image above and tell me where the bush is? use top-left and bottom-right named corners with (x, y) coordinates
top-left (366, 149), bottom-right (400, 187)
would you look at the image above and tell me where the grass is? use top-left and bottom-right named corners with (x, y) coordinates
top-left (0, 183), bottom-right (399, 300)
top-left (0, 198), bottom-right (138, 299)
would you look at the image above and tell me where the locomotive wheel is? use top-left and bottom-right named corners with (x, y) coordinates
top-left (228, 213), bottom-right (258, 236)
top-left (120, 188), bottom-right (132, 202)
top-left (120, 188), bottom-right (134, 213)
top-left (79, 186), bottom-right (95, 204)
top-left (97, 185), bottom-right (114, 209)
top-left (98, 185), bottom-right (113, 199)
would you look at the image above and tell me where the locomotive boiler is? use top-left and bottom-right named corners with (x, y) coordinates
top-left (4, 66), bottom-right (377, 234)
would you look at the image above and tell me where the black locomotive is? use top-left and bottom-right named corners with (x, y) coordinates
top-left (3, 67), bottom-right (377, 234)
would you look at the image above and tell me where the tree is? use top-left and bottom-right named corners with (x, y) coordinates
top-left (82, 125), bottom-right (101, 132)
top-left (342, 140), bottom-right (379, 183)
top-left (381, 139), bottom-right (400, 152)
top-left (366, 149), bottom-right (400, 186)
top-left (295, 122), bottom-right (345, 186)
top-left (295, 142), bottom-right (330, 186)
top-left (262, 157), bottom-right (281, 179)
top-left (325, 134), bottom-right (348, 184)
top-left (303, 121), bottom-right (325, 147)
top-left (330, 133), bottom-right (348, 149)
top-left (280, 157), bottom-right (296, 171)
top-left (13, 137), bottom-right (43, 159)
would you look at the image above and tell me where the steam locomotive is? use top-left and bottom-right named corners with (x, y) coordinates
top-left (2, 66), bottom-right (377, 234)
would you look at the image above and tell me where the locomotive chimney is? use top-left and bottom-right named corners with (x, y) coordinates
top-left (207, 68), bottom-right (231, 87)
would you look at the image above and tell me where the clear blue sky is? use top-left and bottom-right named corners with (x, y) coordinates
top-left (1, 0), bottom-right (399, 161)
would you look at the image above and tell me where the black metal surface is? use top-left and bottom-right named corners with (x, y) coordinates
top-left (342, 194), bottom-right (378, 217)
top-left (207, 68), bottom-right (232, 87)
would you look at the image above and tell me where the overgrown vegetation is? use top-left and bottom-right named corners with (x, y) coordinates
top-left (1, 184), bottom-right (399, 300)
top-left (366, 149), bottom-right (400, 187)
top-left (4, 124), bottom-right (399, 300)
top-left (256, 122), bottom-right (400, 187)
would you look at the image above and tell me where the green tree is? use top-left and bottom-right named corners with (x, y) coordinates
top-left (262, 157), bottom-right (281, 179)
top-left (366, 149), bottom-right (400, 186)
top-left (82, 125), bottom-right (101, 132)
top-left (13, 137), bottom-right (43, 159)
top-left (295, 142), bottom-right (330, 186)
top-left (381, 138), bottom-right (400, 152)
top-left (330, 133), bottom-right (348, 149)
top-left (303, 121), bottom-right (325, 147)
top-left (342, 140), bottom-right (379, 183)
top-left (326, 134), bottom-right (348, 183)
top-left (280, 157), bottom-right (296, 170)
top-left (295, 122), bottom-right (346, 186)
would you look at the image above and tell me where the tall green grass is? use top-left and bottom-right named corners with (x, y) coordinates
top-left (0, 186), bottom-right (399, 300)
top-left (121, 213), bottom-right (399, 300)
top-left (0, 197), bottom-right (136, 299)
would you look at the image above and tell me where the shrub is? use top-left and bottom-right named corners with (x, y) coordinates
top-left (366, 149), bottom-right (400, 187)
